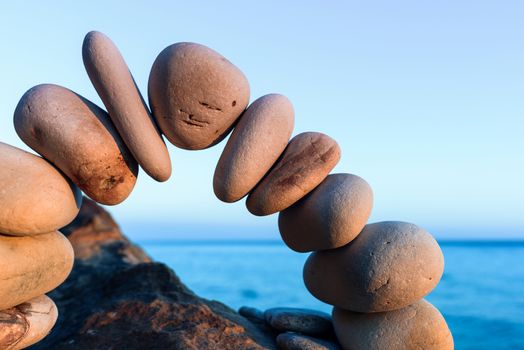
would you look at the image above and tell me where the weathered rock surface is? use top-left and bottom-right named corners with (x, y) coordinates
top-left (30, 197), bottom-right (276, 349)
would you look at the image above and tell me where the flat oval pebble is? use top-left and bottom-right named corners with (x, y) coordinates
top-left (332, 300), bottom-right (454, 350)
top-left (277, 332), bottom-right (341, 350)
top-left (0, 231), bottom-right (74, 310)
top-left (148, 42), bottom-right (250, 150)
top-left (83, 31), bottom-right (172, 182)
top-left (238, 306), bottom-right (265, 322)
top-left (14, 84), bottom-right (138, 205)
top-left (279, 173), bottom-right (373, 252)
top-left (0, 295), bottom-right (58, 350)
top-left (214, 94), bottom-right (294, 202)
top-left (247, 132), bottom-right (341, 216)
top-left (303, 221), bottom-right (444, 313)
top-left (264, 307), bottom-right (333, 336)
top-left (0, 142), bottom-right (82, 236)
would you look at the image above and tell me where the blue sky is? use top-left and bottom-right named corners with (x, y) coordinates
top-left (0, 1), bottom-right (522, 239)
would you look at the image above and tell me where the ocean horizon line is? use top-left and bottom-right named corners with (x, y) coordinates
top-left (136, 238), bottom-right (524, 247)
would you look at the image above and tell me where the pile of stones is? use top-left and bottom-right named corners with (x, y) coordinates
top-left (0, 30), bottom-right (453, 349)
top-left (240, 306), bottom-right (342, 349)
top-left (0, 142), bottom-right (79, 349)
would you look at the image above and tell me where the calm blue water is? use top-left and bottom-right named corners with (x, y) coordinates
top-left (141, 241), bottom-right (524, 350)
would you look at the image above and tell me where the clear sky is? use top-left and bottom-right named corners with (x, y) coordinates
top-left (0, 1), bottom-right (522, 239)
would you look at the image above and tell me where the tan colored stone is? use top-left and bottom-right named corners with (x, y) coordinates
top-left (0, 231), bottom-right (74, 310)
top-left (148, 42), bottom-right (250, 150)
top-left (303, 221), bottom-right (443, 313)
top-left (279, 173), bottom-right (373, 252)
top-left (82, 31), bottom-right (172, 182)
top-left (246, 132), bottom-right (340, 216)
top-left (0, 295), bottom-right (58, 350)
top-left (214, 94), bottom-right (294, 202)
top-left (0, 142), bottom-right (82, 236)
top-left (332, 300), bottom-right (454, 350)
top-left (14, 84), bottom-right (138, 205)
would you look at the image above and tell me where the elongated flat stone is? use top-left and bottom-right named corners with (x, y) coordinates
top-left (264, 308), bottom-right (333, 336)
top-left (83, 31), bottom-right (171, 182)
top-left (238, 306), bottom-right (265, 322)
top-left (214, 94), bottom-right (294, 202)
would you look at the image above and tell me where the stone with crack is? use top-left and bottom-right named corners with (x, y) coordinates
top-left (0, 295), bottom-right (58, 350)
top-left (148, 42), bottom-right (250, 150)
top-left (247, 132), bottom-right (341, 216)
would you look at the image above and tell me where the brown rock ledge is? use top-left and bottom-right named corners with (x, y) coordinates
top-left (29, 197), bottom-right (276, 349)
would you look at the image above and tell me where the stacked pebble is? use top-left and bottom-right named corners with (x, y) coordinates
top-left (0, 30), bottom-right (453, 349)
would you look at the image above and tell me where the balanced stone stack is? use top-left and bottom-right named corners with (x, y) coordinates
top-left (0, 143), bottom-right (78, 348)
top-left (0, 30), bottom-right (453, 349)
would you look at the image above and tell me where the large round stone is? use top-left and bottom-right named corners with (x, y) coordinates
top-left (247, 132), bottom-right (340, 216)
top-left (0, 142), bottom-right (82, 236)
top-left (214, 94), bottom-right (294, 202)
top-left (303, 221), bottom-right (444, 312)
top-left (0, 231), bottom-right (74, 310)
top-left (14, 84), bottom-right (138, 205)
top-left (279, 173), bottom-right (373, 252)
top-left (83, 31), bottom-right (171, 182)
top-left (333, 300), bottom-right (454, 350)
top-left (148, 42), bottom-right (250, 150)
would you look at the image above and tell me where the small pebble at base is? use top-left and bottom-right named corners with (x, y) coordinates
top-left (277, 332), bottom-right (342, 350)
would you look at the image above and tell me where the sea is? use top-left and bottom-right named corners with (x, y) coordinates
top-left (140, 240), bottom-right (524, 350)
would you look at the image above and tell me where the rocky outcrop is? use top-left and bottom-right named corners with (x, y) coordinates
top-left (30, 197), bottom-right (276, 349)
